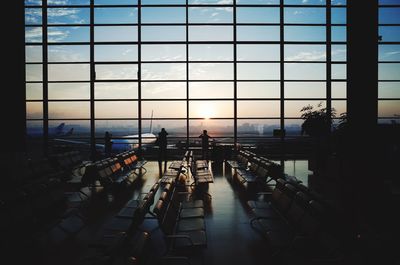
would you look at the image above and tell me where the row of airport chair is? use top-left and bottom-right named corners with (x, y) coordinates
top-left (0, 151), bottom-right (90, 243)
top-left (189, 155), bottom-right (214, 199)
top-left (227, 150), bottom-right (285, 192)
top-left (82, 151), bottom-right (147, 193)
top-left (80, 180), bottom-right (161, 265)
top-left (247, 178), bottom-right (343, 262)
top-left (153, 179), bottom-right (207, 255)
top-left (160, 150), bottom-right (192, 184)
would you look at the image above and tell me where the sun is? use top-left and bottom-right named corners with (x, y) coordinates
top-left (198, 103), bottom-right (215, 120)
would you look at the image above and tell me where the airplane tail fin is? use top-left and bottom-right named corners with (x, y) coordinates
top-left (65, 128), bottom-right (74, 136)
top-left (55, 122), bottom-right (65, 135)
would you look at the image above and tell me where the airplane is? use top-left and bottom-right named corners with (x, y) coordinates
top-left (53, 111), bottom-right (158, 153)
top-left (27, 122), bottom-right (74, 137)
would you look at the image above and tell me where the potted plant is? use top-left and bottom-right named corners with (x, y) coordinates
top-left (300, 103), bottom-right (336, 138)
top-left (300, 103), bottom-right (336, 172)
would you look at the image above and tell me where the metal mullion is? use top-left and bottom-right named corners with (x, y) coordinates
top-left (326, 1), bottom-right (332, 130)
top-left (186, 0), bottom-right (189, 149)
top-left (138, 0), bottom-right (142, 150)
top-left (234, 0), bottom-right (238, 149)
top-left (90, 0), bottom-right (96, 159)
top-left (42, 0), bottom-right (49, 156)
top-left (280, 0), bottom-right (285, 143)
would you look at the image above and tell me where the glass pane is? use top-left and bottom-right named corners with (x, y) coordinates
top-left (95, 64), bottom-right (138, 80)
top-left (48, 64), bottom-right (90, 81)
top-left (95, 0), bottom-right (138, 4)
top-left (142, 8), bottom-right (185, 23)
top-left (142, 63), bottom-right (186, 80)
top-left (95, 120), bottom-right (138, 139)
top-left (285, 100), bottom-right (326, 118)
top-left (189, 63), bottom-right (233, 80)
top-left (49, 102), bottom-right (90, 119)
top-left (285, 82), bottom-right (326, 98)
top-left (332, 82), bottom-right (346, 98)
top-left (49, 120), bottom-right (90, 135)
top-left (26, 46), bottom-right (42, 62)
top-left (285, 63), bottom-right (326, 80)
top-left (238, 100), bottom-right (280, 118)
top-left (95, 82), bottom-right (138, 99)
top-left (189, 120), bottom-right (234, 138)
top-left (189, 82), bottom-right (233, 98)
top-left (332, 64), bottom-right (346, 79)
top-left (143, 120), bottom-right (187, 139)
top-left (379, 8), bottom-right (400, 24)
top-left (237, 26), bottom-right (279, 41)
top-left (379, 82), bottom-right (400, 98)
top-left (48, 45), bottom-right (90, 62)
top-left (142, 101), bottom-right (186, 118)
top-left (237, 8), bottom-right (279, 23)
top-left (95, 101), bottom-right (138, 118)
top-left (142, 82), bottom-right (186, 99)
top-left (189, 7), bottom-right (233, 23)
top-left (237, 63), bottom-right (280, 80)
top-left (237, 82), bottom-right (280, 98)
top-left (284, 119), bottom-right (303, 136)
top-left (142, 45), bottom-right (186, 61)
top-left (25, 0), bottom-right (42, 6)
top-left (331, 8), bottom-right (346, 24)
top-left (190, 101), bottom-right (233, 118)
top-left (26, 83), bottom-right (43, 100)
top-left (332, 26), bottom-right (346, 41)
top-left (332, 100), bottom-right (346, 115)
top-left (94, 8), bottom-right (138, 24)
top-left (285, 0), bottom-right (326, 4)
top-left (26, 27), bottom-right (42, 43)
top-left (25, 8), bottom-right (42, 25)
top-left (95, 45), bottom-right (138, 62)
top-left (95, 26), bottom-right (137, 42)
top-left (332, 45), bottom-right (347, 61)
top-left (285, 8), bottom-right (326, 24)
top-left (237, 45), bottom-right (280, 61)
top-left (378, 100), bottom-right (400, 117)
top-left (26, 64), bottom-right (43, 81)
top-left (27, 120), bottom-right (43, 137)
top-left (237, 119), bottom-right (280, 137)
top-left (379, 45), bottom-right (400, 61)
top-left (47, 8), bottom-right (90, 24)
top-left (49, 0), bottom-right (90, 5)
top-left (285, 45), bottom-right (326, 61)
top-left (26, 102), bottom-right (43, 119)
top-left (142, 26), bottom-right (185, 41)
top-left (285, 26), bottom-right (326, 41)
top-left (189, 26), bottom-right (233, 41)
top-left (49, 83), bottom-right (90, 99)
top-left (48, 27), bottom-right (90, 43)
top-left (189, 45), bottom-right (233, 61)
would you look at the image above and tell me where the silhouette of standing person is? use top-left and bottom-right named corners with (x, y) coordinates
top-left (199, 130), bottom-right (212, 160)
top-left (104, 131), bottom-right (113, 157)
top-left (157, 128), bottom-right (168, 176)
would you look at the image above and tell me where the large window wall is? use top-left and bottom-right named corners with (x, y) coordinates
top-left (25, 0), bottom-right (348, 154)
top-left (378, 0), bottom-right (400, 124)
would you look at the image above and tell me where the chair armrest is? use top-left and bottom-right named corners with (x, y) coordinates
top-left (161, 256), bottom-right (191, 265)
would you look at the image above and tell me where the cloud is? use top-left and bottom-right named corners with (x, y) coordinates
top-left (384, 51), bottom-right (400, 57)
top-left (286, 51), bottom-right (326, 61)
top-left (25, 27), bottom-right (43, 42)
top-left (47, 8), bottom-right (86, 24)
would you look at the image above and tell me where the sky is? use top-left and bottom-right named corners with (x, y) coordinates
top-left (24, 0), bottom-right (400, 136)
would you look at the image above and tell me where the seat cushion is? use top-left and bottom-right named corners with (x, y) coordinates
top-left (177, 218), bottom-right (205, 232)
top-left (180, 207), bottom-right (204, 219)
